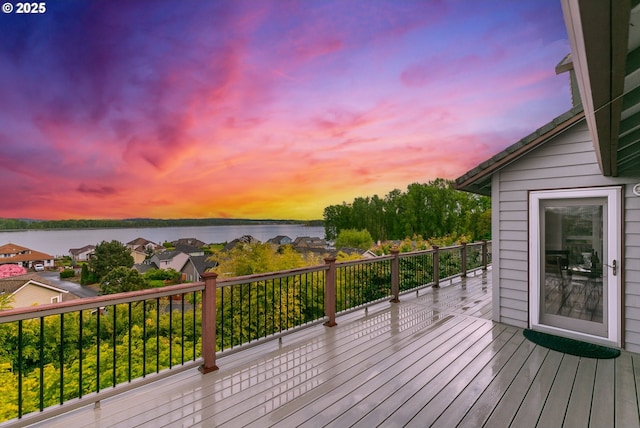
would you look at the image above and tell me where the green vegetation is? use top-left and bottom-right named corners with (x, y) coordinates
top-left (89, 240), bottom-right (134, 280)
top-left (212, 242), bottom-right (324, 277)
top-left (323, 178), bottom-right (490, 242)
top-left (334, 229), bottom-right (374, 250)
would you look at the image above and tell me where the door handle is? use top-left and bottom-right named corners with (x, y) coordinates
top-left (603, 260), bottom-right (617, 276)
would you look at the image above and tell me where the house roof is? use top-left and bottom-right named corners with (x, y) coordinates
top-left (560, 0), bottom-right (640, 177)
top-left (171, 238), bottom-right (207, 248)
top-left (186, 255), bottom-right (218, 275)
top-left (0, 243), bottom-right (54, 263)
top-left (454, 105), bottom-right (585, 195)
top-left (0, 273), bottom-right (68, 295)
top-left (69, 245), bottom-right (95, 255)
top-left (154, 250), bottom-right (186, 261)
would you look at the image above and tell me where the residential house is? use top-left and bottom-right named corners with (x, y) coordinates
top-left (0, 273), bottom-right (70, 308)
top-left (0, 243), bottom-right (55, 269)
top-left (455, 0), bottom-right (640, 352)
top-left (171, 238), bottom-right (207, 249)
top-left (126, 237), bottom-right (161, 263)
top-left (292, 236), bottom-right (329, 253)
top-left (68, 245), bottom-right (95, 262)
top-left (267, 235), bottom-right (292, 246)
top-left (126, 237), bottom-right (160, 253)
top-left (224, 235), bottom-right (259, 251)
top-left (180, 255), bottom-right (218, 282)
top-left (147, 251), bottom-right (190, 272)
top-left (130, 248), bottom-right (148, 265)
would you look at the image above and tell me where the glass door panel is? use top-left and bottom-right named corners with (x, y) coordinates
top-left (540, 200), bottom-right (606, 337)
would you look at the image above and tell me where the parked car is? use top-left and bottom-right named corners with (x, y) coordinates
top-left (34, 263), bottom-right (44, 271)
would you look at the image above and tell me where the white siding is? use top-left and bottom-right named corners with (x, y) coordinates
top-left (493, 120), bottom-right (640, 351)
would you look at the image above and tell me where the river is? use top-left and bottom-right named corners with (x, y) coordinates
top-left (0, 224), bottom-right (326, 257)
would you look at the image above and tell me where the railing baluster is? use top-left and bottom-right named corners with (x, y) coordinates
top-left (59, 313), bottom-right (64, 405)
top-left (181, 293), bottom-right (185, 365)
top-left (155, 298), bottom-right (160, 373)
top-left (78, 313), bottom-right (83, 399)
top-left (128, 302), bottom-right (132, 382)
top-left (96, 309), bottom-right (100, 392)
top-left (112, 304), bottom-right (117, 387)
top-left (143, 300), bottom-right (147, 377)
top-left (18, 319), bottom-right (23, 419)
top-left (39, 316), bottom-right (44, 411)
top-left (169, 298), bottom-right (173, 368)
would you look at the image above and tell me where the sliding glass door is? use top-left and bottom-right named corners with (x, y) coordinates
top-left (529, 187), bottom-right (621, 345)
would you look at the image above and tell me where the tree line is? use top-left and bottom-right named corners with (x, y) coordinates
top-left (0, 217), bottom-right (322, 231)
top-left (323, 178), bottom-right (491, 242)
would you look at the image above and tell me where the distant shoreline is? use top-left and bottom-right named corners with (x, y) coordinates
top-left (0, 218), bottom-right (324, 232)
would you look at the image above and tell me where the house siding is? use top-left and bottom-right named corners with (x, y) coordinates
top-left (13, 286), bottom-right (61, 308)
top-left (493, 120), bottom-right (640, 351)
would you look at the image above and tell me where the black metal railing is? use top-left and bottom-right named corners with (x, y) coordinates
top-left (0, 240), bottom-right (490, 426)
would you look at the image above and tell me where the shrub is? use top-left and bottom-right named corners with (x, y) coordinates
top-left (60, 269), bottom-right (75, 279)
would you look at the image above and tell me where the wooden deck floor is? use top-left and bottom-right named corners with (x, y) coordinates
top-left (28, 270), bottom-right (640, 427)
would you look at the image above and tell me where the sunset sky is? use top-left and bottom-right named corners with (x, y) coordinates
top-left (0, 0), bottom-right (572, 220)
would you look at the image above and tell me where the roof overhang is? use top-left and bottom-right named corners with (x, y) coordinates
top-left (561, 0), bottom-right (640, 176)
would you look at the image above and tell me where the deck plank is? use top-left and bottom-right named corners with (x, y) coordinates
top-left (509, 350), bottom-right (564, 428)
top-left (615, 353), bottom-right (640, 428)
top-left (402, 327), bottom-right (521, 427)
top-left (457, 345), bottom-right (548, 427)
top-left (563, 357), bottom-right (596, 427)
top-left (590, 358), bottom-right (615, 427)
top-left (430, 333), bottom-right (533, 428)
top-left (535, 353), bottom-right (580, 427)
top-left (264, 317), bottom-right (480, 428)
top-left (349, 323), bottom-right (501, 428)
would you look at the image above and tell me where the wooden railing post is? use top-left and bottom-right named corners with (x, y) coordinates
top-left (199, 272), bottom-right (219, 374)
top-left (461, 242), bottom-right (467, 278)
top-left (324, 257), bottom-right (337, 327)
top-left (390, 249), bottom-right (400, 303)
top-left (433, 246), bottom-right (440, 288)
top-left (482, 240), bottom-right (488, 271)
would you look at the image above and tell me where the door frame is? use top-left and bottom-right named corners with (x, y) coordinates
top-left (529, 186), bottom-right (622, 346)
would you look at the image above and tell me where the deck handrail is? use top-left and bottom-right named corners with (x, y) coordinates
top-left (0, 240), bottom-right (491, 426)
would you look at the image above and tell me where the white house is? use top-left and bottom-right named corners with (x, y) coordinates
top-left (455, 0), bottom-right (640, 352)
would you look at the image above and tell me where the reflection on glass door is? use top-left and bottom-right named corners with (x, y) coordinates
top-left (529, 187), bottom-right (620, 345)
top-left (541, 200), bottom-right (605, 336)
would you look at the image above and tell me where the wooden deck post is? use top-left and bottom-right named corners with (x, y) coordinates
top-left (433, 246), bottom-right (440, 288)
top-left (482, 240), bottom-right (488, 271)
top-left (324, 257), bottom-right (337, 327)
top-left (461, 242), bottom-right (467, 278)
top-left (390, 249), bottom-right (400, 303)
top-left (199, 272), bottom-right (219, 374)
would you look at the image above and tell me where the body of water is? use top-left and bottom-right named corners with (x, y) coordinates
top-left (0, 224), bottom-right (326, 257)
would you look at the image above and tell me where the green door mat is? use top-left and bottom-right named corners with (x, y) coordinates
top-left (523, 329), bottom-right (620, 359)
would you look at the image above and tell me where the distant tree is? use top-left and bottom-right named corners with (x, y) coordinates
top-left (89, 240), bottom-right (134, 280)
top-left (212, 242), bottom-right (323, 278)
top-left (100, 267), bottom-right (148, 294)
top-left (323, 179), bottom-right (491, 242)
top-left (334, 229), bottom-right (374, 250)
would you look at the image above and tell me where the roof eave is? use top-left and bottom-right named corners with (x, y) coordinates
top-left (560, 0), bottom-right (630, 176)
